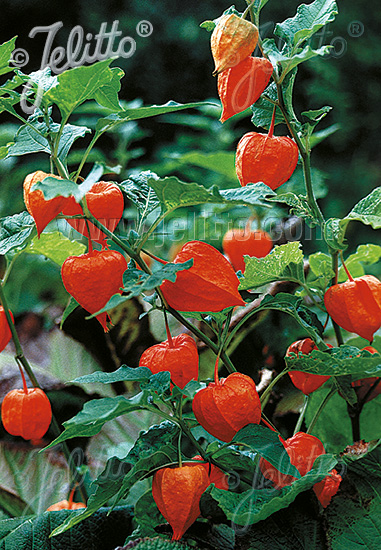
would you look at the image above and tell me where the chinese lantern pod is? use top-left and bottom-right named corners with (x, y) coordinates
top-left (0, 307), bottom-right (14, 352)
top-left (192, 455), bottom-right (229, 490)
top-left (61, 249), bottom-right (127, 331)
top-left (286, 338), bottom-right (332, 395)
top-left (313, 469), bottom-right (342, 508)
top-left (152, 464), bottom-right (210, 541)
top-left (47, 500), bottom-right (86, 511)
top-left (1, 388), bottom-right (52, 440)
top-left (192, 372), bottom-right (261, 442)
top-left (218, 56), bottom-right (273, 122)
top-left (160, 241), bottom-right (245, 312)
top-left (259, 432), bottom-right (325, 488)
top-left (324, 274), bottom-right (381, 342)
top-left (23, 171), bottom-right (66, 236)
top-left (139, 333), bottom-right (199, 389)
top-left (222, 227), bottom-right (273, 272)
top-left (62, 181), bottom-right (124, 245)
top-left (211, 14), bottom-right (259, 74)
top-left (235, 131), bottom-right (299, 189)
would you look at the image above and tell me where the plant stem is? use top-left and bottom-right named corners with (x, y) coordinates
top-left (0, 281), bottom-right (88, 502)
top-left (260, 368), bottom-right (289, 406)
top-left (301, 152), bottom-right (325, 228)
top-left (347, 403), bottom-right (361, 443)
top-left (330, 251), bottom-right (344, 346)
top-left (293, 394), bottom-right (309, 435)
top-left (306, 388), bottom-right (336, 434)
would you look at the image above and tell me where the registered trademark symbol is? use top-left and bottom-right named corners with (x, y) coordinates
top-left (347, 21), bottom-right (364, 38)
top-left (136, 20), bottom-right (153, 37)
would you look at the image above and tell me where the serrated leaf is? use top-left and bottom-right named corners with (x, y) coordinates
top-left (51, 422), bottom-right (178, 536)
top-left (338, 244), bottom-right (381, 281)
top-left (251, 293), bottom-right (325, 345)
top-left (7, 122), bottom-right (90, 162)
top-left (231, 425), bottom-right (300, 478)
top-left (44, 392), bottom-right (156, 449)
top-left (119, 171), bottom-right (160, 222)
top-left (71, 366), bottom-right (152, 385)
top-left (201, 454), bottom-right (337, 526)
top-left (0, 211), bottom-right (35, 255)
top-left (0, 37), bottom-right (17, 77)
top-left (271, 193), bottom-right (319, 227)
top-left (274, 0), bottom-right (338, 47)
top-left (285, 346), bottom-right (381, 377)
top-left (45, 59), bottom-right (116, 116)
top-left (149, 176), bottom-right (275, 215)
top-left (0, 506), bottom-right (134, 549)
top-left (87, 260), bottom-right (193, 317)
top-left (24, 232), bottom-right (86, 266)
top-left (239, 242), bottom-right (305, 290)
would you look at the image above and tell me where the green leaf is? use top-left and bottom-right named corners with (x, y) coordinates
top-left (32, 175), bottom-right (79, 200)
top-left (0, 211), bottom-right (35, 255)
top-left (278, 45), bottom-right (332, 76)
top-left (302, 105), bottom-right (332, 136)
top-left (170, 151), bottom-right (237, 180)
top-left (148, 177), bottom-right (276, 215)
top-left (0, 37), bottom-right (17, 77)
top-left (271, 193), bottom-right (319, 227)
top-left (251, 293), bottom-right (324, 345)
top-left (278, 167), bottom-right (328, 199)
top-left (60, 296), bottom-right (79, 328)
top-left (286, 346), bottom-right (381, 377)
top-left (87, 260), bottom-right (193, 317)
top-left (231, 425), bottom-right (300, 478)
top-left (274, 0), bottom-right (338, 47)
top-left (7, 122), bottom-right (90, 162)
top-left (45, 59), bottom-right (118, 116)
top-left (140, 371), bottom-right (171, 398)
top-left (344, 186), bottom-right (381, 230)
top-left (310, 123), bottom-right (340, 148)
top-left (338, 244), bottom-right (381, 281)
top-left (309, 252), bottom-right (334, 279)
top-left (201, 454), bottom-right (337, 526)
top-left (51, 422), bottom-right (179, 536)
top-left (44, 391), bottom-right (156, 448)
top-left (324, 218), bottom-right (347, 251)
top-left (200, 20), bottom-right (216, 31)
top-left (71, 366), bottom-right (152, 385)
top-left (250, 82), bottom-right (284, 130)
top-left (24, 232), bottom-right (86, 266)
top-left (327, 444), bottom-right (381, 549)
top-left (93, 66), bottom-right (124, 111)
top-left (239, 242), bottom-right (305, 290)
top-left (306, 388), bottom-right (381, 453)
top-left (0, 506), bottom-right (134, 549)
top-left (130, 490), bottom-right (165, 538)
top-left (119, 171), bottom-right (160, 222)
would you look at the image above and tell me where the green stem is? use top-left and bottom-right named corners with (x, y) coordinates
top-left (347, 403), bottom-right (361, 443)
top-left (0, 281), bottom-right (88, 502)
top-left (260, 368), bottom-right (289, 406)
top-left (330, 252), bottom-right (344, 346)
top-left (301, 153), bottom-right (325, 228)
top-left (306, 388), bottom-right (336, 434)
top-left (74, 133), bottom-right (103, 182)
top-left (293, 394), bottom-right (309, 435)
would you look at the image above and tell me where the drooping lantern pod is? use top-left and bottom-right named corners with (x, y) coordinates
top-left (286, 338), bottom-right (332, 395)
top-left (222, 220), bottom-right (273, 273)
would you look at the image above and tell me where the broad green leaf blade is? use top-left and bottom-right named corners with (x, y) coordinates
top-left (344, 186), bottom-right (381, 230)
top-left (250, 81), bottom-right (284, 130)
top-left (338, 244), bottom-right (381, 281)
top-left (286, 346), bottom-right (381, 377)
top-left (274, 0), bottom-right (338, 47)
top-left (32, 176), bottom-right (79, 200)
top-left (24, 232), bottom-right (86, 266)
top-left (170, 151), bottom-right (237, 180)
top-left (327, 444), bottom-right (381, 548)
top-left (278, 45), bottom-right (332, 76)
top-left (252, 293), bottom-right (324, 345)
top-left (305, 387), bottom-right (381, 453)
top-left (119, 171), bottom-right (160, 221)
top-left (148, 176), bottom-right (275, 215)
top-left (0, 211), bottom-right (35, 255)
top-left (46, 59), bottom-right (116, 116)
top-left (239, 242), bottom-right (305, 290)
top-left (201, 454), bottom-right (337, 526)
top-left (0, 506), bottom-right (134, 549)
top-left (309, 252), bottom-right (334, 279)
top-left (0, 37), bottom-right (17, 77)
top-left (93, 66), bottom-right (124, 111)
top-left (271, 193), bottom-right (319, 227)
top-left (44, 392), bottom-right (154, 448)
top-left (324, 217), bottom-right (347, 251)
top-left (231, 425), bottom-right (300, 478)
top-left (119, 100), bottom-right (213, 121)
top-left (51, 422), bottom-right (178, 536)
top-left (71, 366), bottom-right (152, 385)
top-left (7, 122), bottom-right (90, 162)
top-left (87, 260), bottom-right (193, 317)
